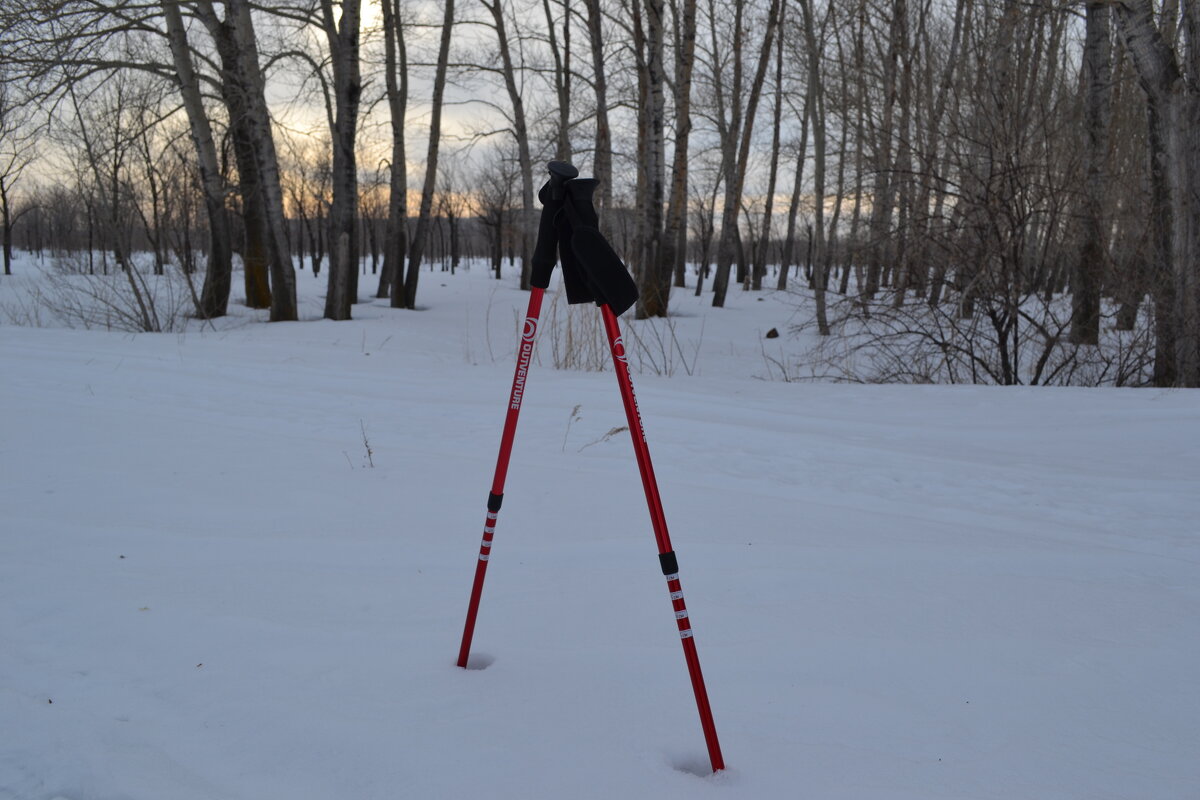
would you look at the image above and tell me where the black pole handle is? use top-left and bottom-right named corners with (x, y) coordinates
top-left (530, 161), bottom-right (579, 289)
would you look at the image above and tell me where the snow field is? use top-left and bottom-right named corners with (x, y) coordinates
top-left (2, 260), bottom-right (1198, 798)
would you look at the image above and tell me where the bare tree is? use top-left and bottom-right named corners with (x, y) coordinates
top-left (161, 0), bottom-right (233, 317)
top-left (777, 74), bottom-right (811, 293)
top-left (708, 0), bottom-right (783, 308)
top-left (196, 1), bottom-right (269, 308)
top-left (194, 0), bottom-right (298, 321)
top-left (798, 0), bottom-right (828, 333)
top-left (61, 75), bottom-right (161, 330)
top-left (542, 0), bottom-right (572, 162)
top-left (583, 0), bottom-right (614, 219)
top-left (0, 71), bottom-right (35, 276)
top-left (637, 0), bottom-right (695, 317)
top-left (381, 0), bottom-right (410, 303)
top-left (1113, 0), bottom-right (1200, 386)
top-left (1070, 1), bottom-right (1112, 345)
top-left (402, 0), bottom-right (455, 309)
top-left (861, 0), bottom-right (907, 303)
top-left (666, 0), bottom-right (699, 291)
top-left (283, 134), bottom-right (332, 276)
top-left (479, 0), bottom-right (535, 290)
top-left (474, 148), bottom-right (521, 278)
top-left (750, 0), bottom-right (786, 293)
top-left (629, 0), bottom-right (667, 316)
top-left (318, 0), bottom-right (363, 321)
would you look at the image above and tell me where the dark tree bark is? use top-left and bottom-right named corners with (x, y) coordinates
top-left (634, 0), bottom-right (668, 317)
top-left (584, 0), bottom-right (613, 222)
top-left (0, 177), bottom-right (13, 276)
top-left (1070, 1), bottom-right (1112, 345)
top-left (799, 0), bottom-right (828, 333)
top-left (403, 0), bottom-right (454, 308)
top-left (382, 0), bottom-right (410, 304)
top-left (481, 0), bottom-right (535, 290)
top-left (862, 0), bottom-right (906, 303)
top-left (542, 0), bottom-right (572, 162)
top-left (666, 0), bottom-right (698, 291)
top-left (321, 0), bottom-right (363, 321)
top-left (753, 0), bottom-right (785, 293)
top-left (779, 88), bottom-right (811, 293)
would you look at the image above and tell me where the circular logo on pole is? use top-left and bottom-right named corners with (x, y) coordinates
top-left (523, 317), bottom-right (538, 343)
top-left (613, 335), bottom-right (629, 364)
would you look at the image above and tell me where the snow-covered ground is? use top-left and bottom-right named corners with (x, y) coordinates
top-left (2, 258), bottom-right (1198, 799)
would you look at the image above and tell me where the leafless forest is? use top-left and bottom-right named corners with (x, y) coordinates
top-left (1, 0), bottom-right (1198, 386)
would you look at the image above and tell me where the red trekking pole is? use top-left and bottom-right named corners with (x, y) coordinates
top-left (561, 178), bottom-right (726, 773)
top-left (456, 161), bottom-right (578, 668)
top-left (456, 165), bottom-right (726, 775)
top-left (601, 304), bottom-right (725, 772)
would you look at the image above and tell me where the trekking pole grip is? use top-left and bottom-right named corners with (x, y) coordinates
top-left (530, 161), bottom-right (579, 289)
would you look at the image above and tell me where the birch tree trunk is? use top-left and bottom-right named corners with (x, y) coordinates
top-left (634, 0), bottom-right (669, 318)
top-left (321, 0), bottom-right (362, 321)
top-left (162, 0), bottom-right (233, 319)
top-left (195, 1), bottom-right (271, 309)
top-left (196, 0), bottom-right (297, 320)
top-left (1114, 0), bottom-right (1200, 386)
top-left (228, 0), bottom-right (297, 321)
top-left (889, 10), bottom-right (914, 306)
top-left (800, 0), bottom-right (829, 333)
top-left (666, 0), bottom-right (698, 291)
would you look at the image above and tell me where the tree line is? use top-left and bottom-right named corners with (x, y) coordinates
top-left (0, 0), bottom-right (1197, 386)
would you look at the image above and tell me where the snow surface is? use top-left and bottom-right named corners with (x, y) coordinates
top-left (2, 259), bottom-right (1199, 799)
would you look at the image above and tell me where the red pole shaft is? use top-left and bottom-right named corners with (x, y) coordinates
top-left (457, 287), bottom-right (545, 668)
top-left (600, 305), bottom-right (725, 773)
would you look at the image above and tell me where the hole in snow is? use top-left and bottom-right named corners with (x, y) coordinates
top-left (462, 653), bottom-right (495, 671)
top-left (669, 754), bottom-right (713, 777)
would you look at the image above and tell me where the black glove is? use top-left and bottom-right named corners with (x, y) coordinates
top-left (561, 178), bottom-right (640, 316)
